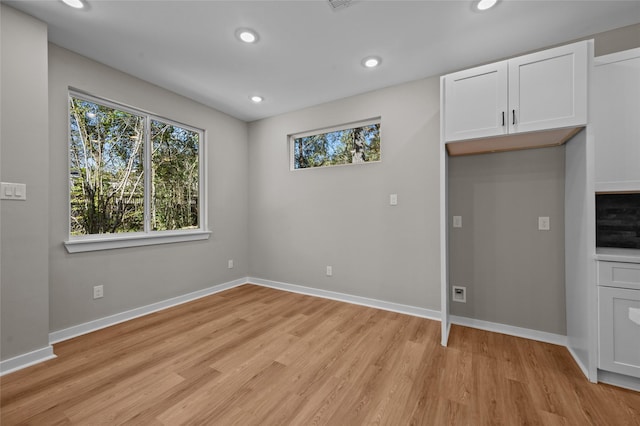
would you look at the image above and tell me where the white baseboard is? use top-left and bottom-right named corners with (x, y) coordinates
top-left (49, 278), bottom-right (247, 344)
top-left (450, 315), bottom-right (567, 346)
top-left (0, 345), bottom-right (56, 376)
top-left (598, 370), bottom-right (640, 392)
top-left (49, 276), bottom-right (439, 348)
top-left (248, 277), bottom-right (441, 321)
top-left (4, 276), bottom-right (585, 381)
top-left (566, 345), bottom-right (591, 381)
top-left (441, 321), bottom-right (452, 347)
top-left (7, 278), bottom-right (638, 396)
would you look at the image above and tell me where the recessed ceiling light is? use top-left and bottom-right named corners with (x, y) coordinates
top-left (250, 95), bottom-right (264, 103)
top-left (236, 28), bottom-right (259, 44)
top-left (61, 0), bottom-right (85, 9)
top-left (362, 56), bottom-right (381, 68)
top-left (474, 0), bottom-right (498, 11)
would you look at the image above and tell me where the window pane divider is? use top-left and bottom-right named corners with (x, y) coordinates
top-left (143, 116), bottom-right (151, 233)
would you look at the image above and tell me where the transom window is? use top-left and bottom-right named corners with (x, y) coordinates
top-left (67, 91), bottom-right (206, 251)
top-left (290, 118), bottom-right (381, 170)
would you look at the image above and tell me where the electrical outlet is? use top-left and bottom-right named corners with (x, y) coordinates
top-left (538, 216), bottom-right (550, 231)
top-left (326, 266), bottom-right (333, 276)
top-left (93, 285), bottom-right (104, 299)
top-left (452, 286), bottom-right (466, 303)
top-left (453, 216), bottom-right (462, 228)
top-left (228, 259), bottom-right (234, 269)
top-left (389, 194), bottom-right (398, 206)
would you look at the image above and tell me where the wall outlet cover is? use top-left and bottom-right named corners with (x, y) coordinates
top-left (452, 286), bottom-right (466, 303)
top-left (538, 216), bottom-right (550, 231)
top-left (453, 216), bottom-right (462, 228)
top-left (93, 285), bottom-right (104, 299)
top-left (0, 182), bottom-right (27, 200)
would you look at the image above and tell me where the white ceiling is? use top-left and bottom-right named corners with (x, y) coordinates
top-left (5, 0), bottom-right (640, 122)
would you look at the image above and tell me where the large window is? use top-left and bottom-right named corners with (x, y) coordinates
top-left (290, 118), bottom-right (381, 170)
top-left (67, 91), bottom-right (206, 251)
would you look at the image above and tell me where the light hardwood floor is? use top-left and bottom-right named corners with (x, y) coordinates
top-left (1, 284), bottom-right (639, 425)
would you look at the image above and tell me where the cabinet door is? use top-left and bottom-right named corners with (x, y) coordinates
top-left (598, 286), bottom-right (640, 378)
top-left (443, 61), bottom-right (508, 142)
top-left (509, 41), bottom-right (587, 134)
top-left (593, 49), bottom-right (640, 191)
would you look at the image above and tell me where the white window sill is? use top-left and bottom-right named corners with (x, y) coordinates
top-left (64, 230), bottom-right (211, 253)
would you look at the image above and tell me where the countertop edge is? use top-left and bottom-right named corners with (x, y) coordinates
top-left (595, 248), bottom-right (640, 263)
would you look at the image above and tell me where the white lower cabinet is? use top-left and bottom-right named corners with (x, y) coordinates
top-left (598, 285), bottom-right (640, 378)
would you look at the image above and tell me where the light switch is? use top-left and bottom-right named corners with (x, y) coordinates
top-left (13, 183), bottom-right (26, 200)
top-left (1, 182), bottom-right (26, 201)
top-left (453, 216), bottom-right (462, 228)
top-left (389, 194), bottom-right (398, 206)
top-left (3, 184), bottom-right (13, 197)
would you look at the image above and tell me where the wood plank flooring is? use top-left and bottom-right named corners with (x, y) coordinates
top-left (1, 284), bottom-right (639, 425)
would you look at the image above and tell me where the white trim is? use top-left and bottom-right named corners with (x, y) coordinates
top-left (439, 75), bottom-right (450, 347)
top-left (48, 276), bottom-right (441, 346)
top-left (54, 274), bottom-right (573, 348)
top-left (67, 89), bottom-right (208, 248)
top-left (0, 346), bottom-right (56, 376)
top-left (450, 315), bottom-right (567, 346)
top-left (248, 277), bottom-right (441, 321)
top-left (598, 370), bottom-right (640, 392)
top-left (290, 116), bottom-right (381, 139)
top-left (8, 278), bottom-right (637, 394)
top-left (567, 345), bottom-right (591, 380)
top-left (8, 276), bottom-right (589, 383)
top-left (49, 278), bottom-right (246, 343)
top-left (594, 47), bottom-right (640, 66)
top-left (69, 89), bottom-right (205, 138)
top-left (64, 230), bottom-right (211, 253)
top-left (594, 181), bottom-right (640, 193)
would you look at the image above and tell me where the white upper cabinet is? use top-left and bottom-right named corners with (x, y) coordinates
top-left (444, 61), bottom-right (508, 142)
top-left (593, 48), bottom-right (640, 192)
top-left (509, 42), bottom-right (588, 134)
top-left (443, 41), bottom-right (588, 143)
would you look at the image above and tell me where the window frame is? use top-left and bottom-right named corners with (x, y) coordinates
top-left (289, 117), bottom-right (382, 171)
top-left (64, 89), bottom-right (209, 253)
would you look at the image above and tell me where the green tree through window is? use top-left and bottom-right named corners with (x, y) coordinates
top-left (292, 121), bottom-right (381, 169)
top-left (151, 120), bottom-right (199, 231)
top-left (69, 93), bottom-right (201, 236)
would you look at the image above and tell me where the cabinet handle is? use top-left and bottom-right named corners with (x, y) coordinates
top-left (512, 109), bottom-right (516, 125)
top-left (502, 111), bottom-right (505, 126)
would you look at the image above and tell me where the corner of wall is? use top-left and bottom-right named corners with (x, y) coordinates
top-left (0, 4), bottom-right (51, 362)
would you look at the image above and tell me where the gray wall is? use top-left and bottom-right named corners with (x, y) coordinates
top-left (592, 23), bottom-right (640, 56)
top-left (248, 77), bottom-right (442, 310)
top-left (1, 5), bottom-right (51, 359)
top-left (448, 147), bottom-right (567, 334)
top-left (48, 45), bottom-right (249, 332)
